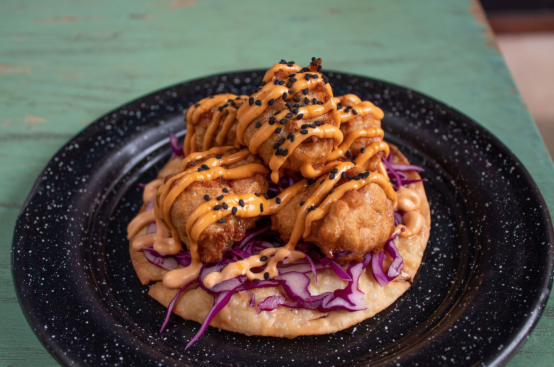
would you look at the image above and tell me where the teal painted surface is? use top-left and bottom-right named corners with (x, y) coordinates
top-left (0, 0), bottom-right (552, 365)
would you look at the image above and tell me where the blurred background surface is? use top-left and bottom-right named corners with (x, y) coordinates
top-left (482, 0), bottom-right (554, 157)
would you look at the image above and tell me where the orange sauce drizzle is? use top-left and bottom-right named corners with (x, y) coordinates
top-left (128, 66), bottom-right (427, 290)
top-left (184, 94), bottom-right (247, 156)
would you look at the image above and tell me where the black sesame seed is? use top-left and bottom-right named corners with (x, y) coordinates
top-left (268, 119), bottom-right (275, 126)
top-left (305, 74), bottom-right (311, 80)
top-left (216, 155), bottom-right (222, 159)
top-left (361, 147), bottom-right (365, 153)
top-left (239, 199), bottom-right (245, 207)
top-left (302, 67), bottom-right (310, 72)
top-left (281, 149), bottom-right (289, 156)
top-left (285, 113), bottom-right (293, 118)
top-left (288, 89), bottom-right (295, 94)
top-left (260, 203), bottom-right (264, 212)
top-left (318, 65), bottom-right (322, 72)
top-left (287, 82), bottom-right (292, 88)
top-left (264, 272), bottom-right (269, 280)
top-left (274, 110), bottom-right (282, 115)
top-left (273, 142), bottom-right (280, 149)
top-left (249, 97), bottom-right (254, 105)
top-left (320, 179), bottom-right (325, 184)
top-left (289, 77), bottom-right (297, 82)
top-left (273, 242), bottom-right (280, 248)
top-left (308, 124), bottom-right (316, 128)
top-left (255, 100), bottom-right (262, 106)
top-left (201, 164), bottom-right (209, 170)
top-left (255, 121), bottom-right (262, 128)
top-left (255, 193), bottom-right (260, 197)
top-left (329, 189), bottom-right (334, 194)
top-left (275, 127), bottom-right (282, 133)
top-left (311, 60), bottom-right (318, 65)
top-left (197, 167), bottom-right (205, 172)
top-left (300, 201), bottom-right (305, 206)
top-left (286, 102), bottom-right (293, 110)
top-left (346, 150), bottom-right (352, 158)
top-left (280, 59), bottom-right (287, 63)
top-left (274, 80), bottom-right (279, 85)
top-left (314, 120), bottom-right (321, 126)
top-left (341, 172), bottom-right (346, 179)
top-left (354, 175), bottom-right (361, 180)
top-left (293, 107), bottom-right (299, 114)
top-left (301, 124), bottom-right (308, 129)
top-left (219, 218), bottom-right (225, 223)
top-left (352, 154), bottom-right (358, 160)
top-left (352, 161), bottom-right (357, 165)
top-left (232, 207), bottom-right (237, 215)
top-left (330, 173), bottom-right (336, 179)
top-left (313, 75), bottom-right (318, 79)
top-left (312, 98), bottom-right (317, 104)
top-left (318, 101), bottom-right (323, 105)
top-left (263, 193), bottom-right (269, 199)
top-left (213, 205), bottom-right (222, 210)
top-left (218, 106), bottom-right (224, 112)
top-left (253, 278), bottom-right (260, 282)
top-left (268, 99), bottom-right (275, 106)
top-left (217, 195), bottom-right (224, 200)
top-left (290, 135), bottom-right (295, 142)
top-left (364, 171), bottom-right (370, 178)
top-left (275, 148), bottom-right (282, 156)
top-left (304, 97), bottom-right (310, 104)
top-left (293, 97), bottom-right (300, 102)
top-left (297, 114), bottom-right (304, 120)
top-left (260, 256), bottom-right (268, 262)
top-left (352, 109), bottom-right (358, 115)
top-left (330, 168), bottom-right (339, 173)
top-left (222, 202), bottom-right (228, 209)
top-left (304, 88), bottom-right (309, 95)
top-left (300, 129), bottom-right (308, 134)
top-left (283, 93), bottom-right (288, 99)
top-left (280, 119), bottom-right (287, 125)
top-left (279, 80), bottom-right (285, 85)
top-left (276, 197), bottom-right (281, 204)
top-left (204, 195), bottom-right (210, 201)
top-left (348, 175), bottom-right (353, 180)
top-left (307, 179), bottom-right (314, 185)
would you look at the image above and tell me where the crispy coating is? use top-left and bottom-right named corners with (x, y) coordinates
top-left (243, 61), bottom-right (339, 177)
top-left (271, 167), bottom-right (394, 264)
top-left (168, 149), bottom-right (268, 262)
top-left (186, 95), bottom-right (246, 153)
top-left (337, 95), bottom-right (384, 171)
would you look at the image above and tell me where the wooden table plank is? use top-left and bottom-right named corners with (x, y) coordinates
top-left (1, 0), bottom-right (552, 365)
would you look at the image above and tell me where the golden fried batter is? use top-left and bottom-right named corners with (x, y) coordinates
top-left (336, 94), bottom-right (384, 171)
top-left (168, 149), bottom-right (268, 262)
top-left (241, 61), bottom-right (340, 177)
top-left (271, 167), bottom-right (394, 263)
top-left (184, 94), bottom-right (247, 154)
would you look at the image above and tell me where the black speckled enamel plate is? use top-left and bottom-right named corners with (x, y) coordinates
top-left (12, 70), bottom-right (553, 367)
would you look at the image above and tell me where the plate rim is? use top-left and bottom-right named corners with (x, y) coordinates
top-left (12, 69), bottom-right (554, 367)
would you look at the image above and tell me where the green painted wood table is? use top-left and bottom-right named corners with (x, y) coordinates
top-left (1, 0), bottom-right (552, 365)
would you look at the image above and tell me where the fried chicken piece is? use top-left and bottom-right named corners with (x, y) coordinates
top-left (167, 149), bottom-right (268, 262)
top-left (184, 94), bottom-right (247, 155)
top-left (336, 94), bottom-right (385, 171)
top-left (271, 167), bottom-right (394, 264)
top-left (240, 59), bottom-right (340, 178)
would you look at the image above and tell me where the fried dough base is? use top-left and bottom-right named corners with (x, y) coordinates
top-left (143, 146), bottom-right (431, 338)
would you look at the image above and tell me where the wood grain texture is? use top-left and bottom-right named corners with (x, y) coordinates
top-left (1, 0), bottom-right (552, 365)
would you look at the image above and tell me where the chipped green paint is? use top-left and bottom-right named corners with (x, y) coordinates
top-left (1, 0), bottom-right (552, 365)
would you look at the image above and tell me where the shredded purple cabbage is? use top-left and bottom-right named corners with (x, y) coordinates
top-left (382, 153), bottom-right (427, 189)
top-left (152, 223), bottom-right (403, 349)
top-left (169, 133), bottom-right (184, 157)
